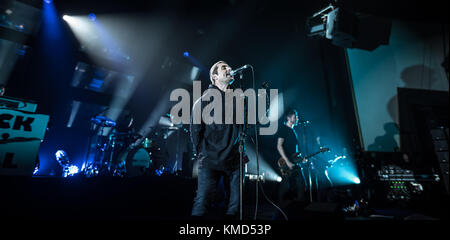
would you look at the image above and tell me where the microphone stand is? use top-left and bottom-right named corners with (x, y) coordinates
top-left (239, 128), bottom-right (245, 220)
top-left (235, 66), bottom-right (256, 220)
top-left (298, 120), bottom-right (314, 203)
top-left (238, 72), bottom-right (246, 221)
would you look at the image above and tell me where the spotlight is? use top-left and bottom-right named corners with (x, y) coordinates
top-left (353, 177), bottom-right (361, 184)
top-left (183, 51), bottom-right (189, 57)
top-left (246, 173), bottom-right (265, 182)
top-left (307, 3), bottom-right (391, 50)
top-left (44, 0), bottom-right (53, 4)
top-left (68, 165), bottom-right (79, 176)
top-left (306, 4), bottom-right (334, 38)
top-left (62, 15), bottom-right (70, 22)
top-left (276, 176), bottom-right (282, 182)
top-left (55, 150), bottom-right (73, 177)
top-left (67, 100), bottom-right (81, 128)
top-left (190, 66), bottom-right (200, 81)
top-left (158, 115), bottom-right (173, 127)
top-left (88, 13), bottom-right (96, 22)
top-left (55, 150), bottom-right (68, 163)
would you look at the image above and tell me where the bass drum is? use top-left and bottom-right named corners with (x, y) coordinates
top-left (118, 147), bottom-right (152, 177)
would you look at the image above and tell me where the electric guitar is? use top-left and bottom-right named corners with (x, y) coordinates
top-left (277, 147), bottom-right (329, 176)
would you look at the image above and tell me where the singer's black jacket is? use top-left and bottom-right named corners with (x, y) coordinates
top-left (190, 84), bottom-right (242, 172)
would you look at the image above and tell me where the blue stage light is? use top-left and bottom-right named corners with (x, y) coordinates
top-left (16, 48), bottom-right (26, 56)
top-left (89, 78), bottom-right (103, 89)
top-left (44, 0), bottom-right (53, 4)
top-left (326, 159), bottom-right (361, 186)
top-left (55, 150), bottom-right (67, 160)
top-left (183, 51), bottom-right (189, 57)
top-left (88, 13), bottom-right (96, 22)
top-left (68, 165), bottom-right (79, 175)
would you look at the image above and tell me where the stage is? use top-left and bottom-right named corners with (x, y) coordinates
top-left (1, 175), bottom-right (447, 221)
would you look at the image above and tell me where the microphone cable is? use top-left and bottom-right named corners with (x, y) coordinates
top-left (237, 65), bottom-right (287, 220)
top-left (248, 135), bottom-right (288, 220)
top-left (248, 65), bottom-right (260, 220)
top-left (247, 65), bottom-right (287, 220)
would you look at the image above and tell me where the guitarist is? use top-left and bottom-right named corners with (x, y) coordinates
top-left (276, 109), bottom-right (306, 208)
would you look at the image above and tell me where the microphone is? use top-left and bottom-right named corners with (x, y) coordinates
top-left (230, 65), bottom-right (250, 76)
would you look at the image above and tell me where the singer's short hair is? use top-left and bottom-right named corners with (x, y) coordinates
top-left (209, 60), bottom-right (227, 84)
top-left (285, 109), bottom-right (298, 121)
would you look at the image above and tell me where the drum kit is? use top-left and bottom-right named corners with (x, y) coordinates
top-left (83, 115), bottom-right (157, 177)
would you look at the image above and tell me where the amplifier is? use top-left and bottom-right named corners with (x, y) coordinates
top-left (377, 165), bottom-right (440, 182)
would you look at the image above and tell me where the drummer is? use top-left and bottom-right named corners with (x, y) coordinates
top-left (116, 112), bottom-right (135, 133)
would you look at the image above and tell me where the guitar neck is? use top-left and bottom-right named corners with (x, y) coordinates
top-left (304, 152), bottom-right (321, 159)
top-left (294, 149), bottom-right (328, 161)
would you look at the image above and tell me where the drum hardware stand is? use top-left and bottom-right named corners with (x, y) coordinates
top-left (84, 114), bottom-right (118, 176)
top-left (84, 123), bottom-right (95, 175)
top-left (84, 109), bottom-right (109, 175)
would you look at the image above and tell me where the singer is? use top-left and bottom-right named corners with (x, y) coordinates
top-left (190, 60), bottom-right (243, 219)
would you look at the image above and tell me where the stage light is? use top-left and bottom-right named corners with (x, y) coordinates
top-left (55, 150), bottom-right (72, 177)
top-left (67, 100), bottom-right (81, 128)
top-left (276, 176), bottom-right (282, 182)
top-left (190, 66), bottom-right (200, 80)
top-left (55, 150), bottom-right (67, 160)
top-left (328, 166), bottom-right (361, 186)
top-left (246, 174), bottom-right (265, 182)
top-left (244, 143), bottom-right (282, 182)
top-left (88, 13), bottom-right (97, 22)
top-left (68, 165), bottom-right (79, 175)
top-left (44, 0), bottom-right (53, 4)
top-left (158, 115), bottom-right (173, 127)
top-left (62, 15), bottom-right (70, 22)
top-left (306, 4), bottom-right (334, 38)
top-left (182, 52), bottom-right (208, 79)
top-left (307, 3), bottom-right (391, 50)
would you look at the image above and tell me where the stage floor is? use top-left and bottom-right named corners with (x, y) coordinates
top-left (0, 175), bottom-right (447, 220)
